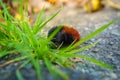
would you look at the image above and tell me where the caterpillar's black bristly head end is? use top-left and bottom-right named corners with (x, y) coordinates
top-left (48, 25), bottom-right (80, 48)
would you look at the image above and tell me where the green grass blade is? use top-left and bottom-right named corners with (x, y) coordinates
top-left (16, 70), bottom-right (25, 80)
top-left (31, 58), bottom-right (43, 80)
top-left (19, 0), bottom-right (24, 20)
top-left (47, 25), bottom-right (62, 42)
top-left (33, 8), bottom-right (45, 33)
top-left (0, 0), bottom-right (14, 21)
top-left (16, 60), bottom-right (30, 80)
top-left (49, 52), bottom-right (74, 68)
top-left (34, 9), bottom-right (61, 35)
top-left (65, 39), bottom-right (100, 54)
top-left (69, 20), bottom-right (117, 50)
top-left (0, 51), bottom-right (8, 58)
top-left (19, 60), bottom-right (31, 69)
top-left (61, 53), bottom-right (114, 69)
top-left (44, 57), bottom-right (69, 80)
top-left (0, 0), bottom-right (9, 20)
top-left (0, 30), bottom-right (7, 38)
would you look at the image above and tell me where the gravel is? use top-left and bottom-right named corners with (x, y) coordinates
top-left (0, 5), bottom-right (120, 80)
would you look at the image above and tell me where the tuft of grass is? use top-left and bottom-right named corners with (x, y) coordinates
top-left (0, 0), bottom-right (118, 80)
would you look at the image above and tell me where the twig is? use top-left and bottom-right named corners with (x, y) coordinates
top-left (0, 56), bottom-right (27, 67)
top-left (107, 0), bottom-right (120, 9)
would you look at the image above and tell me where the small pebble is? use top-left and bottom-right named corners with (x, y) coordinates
top-left (110, 73), bottom-right (118, 79)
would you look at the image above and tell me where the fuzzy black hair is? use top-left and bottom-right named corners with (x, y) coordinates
top-left (48, 26), bottom-right (75, 48)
